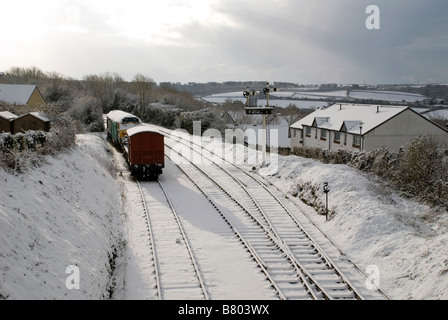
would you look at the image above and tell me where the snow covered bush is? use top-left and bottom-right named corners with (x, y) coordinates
top-left (131, 103), bottom-right (181, 128)
top-left (69, 96), bottom-right (105, 133)
top-left (0, 109), bottom-right (76, 173)
top-left (396, 137), bottom-right (448, 208)
top-left (176, 109), bottom-right (228, 135)
top-left (292, 137), bottom-right (448, 209)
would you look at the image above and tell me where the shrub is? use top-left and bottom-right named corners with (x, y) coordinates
top-left (292, 137), bottom-right (448, 209)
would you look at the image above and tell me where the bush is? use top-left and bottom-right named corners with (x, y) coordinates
top-left (292, 137), bottom-right (448, 209)
top-left (132, 103), bottom-right (181, 129)
top-left (69, 96), bottom-right (104, 133)
top-left (0, 106), bottom-right (76, 173)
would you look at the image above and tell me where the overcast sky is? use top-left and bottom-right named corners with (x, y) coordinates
top-left (1, 0), bottom-right (447, 84)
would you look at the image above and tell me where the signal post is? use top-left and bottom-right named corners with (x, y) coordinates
top-left (243, 82), bottom-right (276, 164)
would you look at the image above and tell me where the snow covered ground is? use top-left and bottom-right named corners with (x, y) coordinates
top-left (1, 131), bottom-right (447, 300)
top-left (0, 134), bottom-right (124, 300)
top-left (255, 156), bottom-right (448, 299)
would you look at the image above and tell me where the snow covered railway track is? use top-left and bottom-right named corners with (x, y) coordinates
top-left (136, 180), bottom-right (209, 300)
top-left (164, 133), bottom-right (364, 300)
top-left (164, 150), bottom-right (305, 299)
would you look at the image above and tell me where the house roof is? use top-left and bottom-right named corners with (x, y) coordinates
top-left (0, 84), bottom-right (39, 105)
top-left (290, 103), bottom-right (408, 135)
top-left (0, 111), bottom-right (18, 120)
top-left (15, 112), bottom-right (50, 123)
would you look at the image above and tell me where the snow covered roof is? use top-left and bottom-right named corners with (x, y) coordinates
top-left (29, 112), bottom-right (50, 122)
top-left (0, 111), bottom-right (18, 120)
top-left (107, 110), bottom-right (141, 123)
top-left (291, 103), bottom-right (408, 135)
top-left (15, 112), bottom-right (50, 122)
top-left (127, 126), bottom-right (165, 137)
top-left (0, 84), bottom-right (38, 105)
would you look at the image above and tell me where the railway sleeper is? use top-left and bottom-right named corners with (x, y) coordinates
top-left (294, 257), bottom-right (324, 264)
top-left (309, 273), bottom-right (343, 282)
top-left (314, 282), bottom-right (349, 291)
top-left (330, 291), bottom-right (358, 299)
top-left (290, 248), bottom-right (317, 255)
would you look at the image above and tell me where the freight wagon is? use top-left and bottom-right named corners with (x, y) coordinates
top-left (124, 126), bottom-right (165, 180)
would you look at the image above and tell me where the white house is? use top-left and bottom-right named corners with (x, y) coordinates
top-left (290, 103), bottom-right (448, 152)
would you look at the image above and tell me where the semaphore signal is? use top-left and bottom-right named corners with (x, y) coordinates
top-left (243, 82), bottom-right (277, 163)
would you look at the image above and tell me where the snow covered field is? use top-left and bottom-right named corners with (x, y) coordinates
top-left (1, 131), bottom-right (447, 300)
top-left (202, 89), bottom-right (428, 108)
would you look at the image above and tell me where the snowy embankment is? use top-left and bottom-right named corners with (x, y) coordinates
top-left (0, 134), bottom-right (124, 300)
top-left (258, 155), bottom-right (448, 299)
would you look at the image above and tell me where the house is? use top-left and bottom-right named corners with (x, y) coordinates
top-left (0, 111), bottom-right (17, 133)
top-left (0, 84), bottom-right (46, 107)
top-left (290, 103), bottom-right (448, 152)
top-left (12, 112), bottom-right (51, 134)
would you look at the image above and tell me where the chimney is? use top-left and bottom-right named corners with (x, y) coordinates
top-left (377, 105), bottom-right (380, 113)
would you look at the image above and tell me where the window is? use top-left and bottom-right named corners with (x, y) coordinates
top-left (320, 129), bottom-right (327, 140)
top-left (353, 135), bottom-right (361, 147)
top-left (305, 127), bottom-right (311, 137)
top-left (334, 132), bottom-right (341, 143)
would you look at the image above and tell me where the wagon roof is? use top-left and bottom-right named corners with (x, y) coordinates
top-left (107, 110), bottom-right (141, 123)
top-left (127, 125), bottom-right (165, 137)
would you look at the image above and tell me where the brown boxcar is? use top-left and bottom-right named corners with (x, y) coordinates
top-left (126, 126), bottom-right (165, 179)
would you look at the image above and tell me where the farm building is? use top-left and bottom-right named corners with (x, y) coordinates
top-left (12, 112), bottom-right (51, 134)
top-left (290, 103), bottom-right (448, 152)
top-left (0, 84), bottom-right (46, 107)
top-left (0, 111), bottom-right (17, 133)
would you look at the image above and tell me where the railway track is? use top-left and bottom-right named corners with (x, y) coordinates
top-left (136, 180), bottom-right (209, 300)
top-left (163, 136), bottom-right (364, 300)
top-left (164, 129), bottom-right (390, 300)
top-left (162, 130), bottom-right (388, 300)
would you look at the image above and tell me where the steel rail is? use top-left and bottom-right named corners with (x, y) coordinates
top-left (164, 131), bottom-right (366, 299)
top-left (164, 152), bottom-right (289, 300)
top-left (162, 127), bottom-right (390, 300)
top-left (156, 180), bottom-right (210, 300)
top-left (165, 143), bottom-right (322, 299)
top-left (136, 181), bottom-right (163, 300)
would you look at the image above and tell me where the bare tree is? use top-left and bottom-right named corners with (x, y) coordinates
top-left (280, 103), bottom-right (305, 127)
top-left (132, 73), bottom-right (155, 107)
